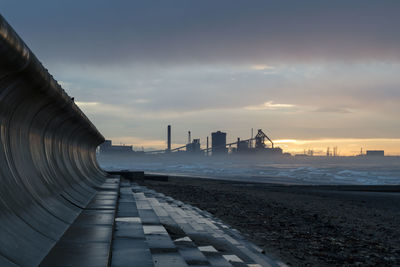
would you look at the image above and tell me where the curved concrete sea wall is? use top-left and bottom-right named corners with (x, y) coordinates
top-left (0, 14), bottom-right (107, 266)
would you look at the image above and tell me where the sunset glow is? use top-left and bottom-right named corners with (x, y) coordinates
top-left (4, 2), bottom-right (399, 155)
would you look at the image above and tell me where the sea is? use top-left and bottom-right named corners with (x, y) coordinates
top-left (98, 154), bottom-right (400, 185)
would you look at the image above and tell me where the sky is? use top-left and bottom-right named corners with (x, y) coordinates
top-left (2, 1), bottom-right (400, 155)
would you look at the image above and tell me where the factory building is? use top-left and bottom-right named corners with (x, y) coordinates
top-left (186, 139), bottom-right (201, 153)
top-left (212, 131), bottom-right (227, 154)
top-left (99, 140), bottom-right (133, 153)
top-left (237, 139), bottom-right (251, 153)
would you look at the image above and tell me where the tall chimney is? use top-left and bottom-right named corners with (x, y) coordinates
top-left (251, 128), bottom-right (253, 148)
top-left (188, 131), bottom-right (191, 144)
top-left (206, 136), bottom-right (209, 156)
top-left (167, 125), bottom-right (171, 152)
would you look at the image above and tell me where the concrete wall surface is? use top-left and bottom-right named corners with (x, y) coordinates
top-left (0, 14), bottom-right (107, 266)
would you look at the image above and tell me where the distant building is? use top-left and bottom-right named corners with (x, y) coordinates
top-left (237, 140), bottom-right (250, 153)
top-left (366, 150), bottom-right (384, 156)
top-left (294, 154), bottom-right (308, 157)
top-left (186, 139), bottom-right (201, 153)
top-left (211, 131), bottom-right (227, 154)
top-left (271, 147), bottom-right (283, 155)
top-left (99, 140), bottom-right (133, 153)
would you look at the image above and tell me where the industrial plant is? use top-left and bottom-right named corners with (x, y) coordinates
top-left (98, 125), bottom-right (387, 158)
top-left (99, 125), bottom-right (284, 157)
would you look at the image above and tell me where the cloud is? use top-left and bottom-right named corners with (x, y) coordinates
top-left (75, 101), bottom-right (100, 107)
top-left (251, 64), bottom-right (275, 71)
top-left (313, 107), bottom-right (353, 113)
top-left (56, 61), bottom-right (400, 120)
top-left (245, 101), bottom-right (295, 110)
top-left (2, 1), bottom-right (400, 65)
top-left (2, 2), bottom-right (399, 151)
top-left (274, 139), bottom-right (298, 144)
top-left (133, 99), bottom-right (150, 104)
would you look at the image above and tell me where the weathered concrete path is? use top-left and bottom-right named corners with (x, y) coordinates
top-left (111, 180), bottom-right (283, 267)
top-left (39, 177), bottom-right (284, 267)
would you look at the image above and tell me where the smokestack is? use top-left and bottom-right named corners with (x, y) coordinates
top-left (251, 128), bottom-right (253, 148)
top-left (167, 125), bottom-right (171, 152)
top-left (188, 131), bottom-right (191, 144)
top-left (206, 136), bottom-right (209, 156)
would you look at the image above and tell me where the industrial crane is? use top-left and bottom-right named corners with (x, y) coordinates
top-left (199, 128), bottom-right (275, 153)
top-left (255, 129), bottom-right (274, 149)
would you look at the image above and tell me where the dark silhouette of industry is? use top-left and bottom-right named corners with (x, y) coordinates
top-left (99, 125), bottom-right (388, 158)
top-left (99, 125), bottom-right (284, 156)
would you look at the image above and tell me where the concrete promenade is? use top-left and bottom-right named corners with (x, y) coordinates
top-left (42, 175), bottom-right (282, 266)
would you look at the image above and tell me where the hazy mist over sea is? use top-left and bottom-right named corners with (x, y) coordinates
top-left (98, 154), bottom-right (400, 185)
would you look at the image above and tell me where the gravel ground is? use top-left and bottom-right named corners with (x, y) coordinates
top-left (137, 176), bottom-right (400, 267)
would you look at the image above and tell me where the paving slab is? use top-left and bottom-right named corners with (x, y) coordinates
top-left (111, 239), bottom-right (153, 267)
top-left (130, 183), bottom-right (283, 267)
top-left (176, 246), bottom-right (210, 265)
top-left (74, 210), bottom-right (115, 225)
top-left (114, 220), bottom-right (145, 239)
top-left (116, 209), bottom-right (139, 217)
top-left (41, 178), bottom-right (120, 266)
top-left (201, 253), bottom-right (233, 267)
top-left (40, 240), bottom-right (111, 267)
top-left (152, 252), bottom-right (188, 267)
top-left (138, 209), bottom-right (161, 225)
top-left (146, 234), bottom-right (178, 253)
top-left (60, 224), bottom-right (113, 243)
top-left (86, 198), bottom-right (117, 210)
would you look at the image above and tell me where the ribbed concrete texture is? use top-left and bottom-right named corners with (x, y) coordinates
top-left (0, 14), bottom-right (110, 266)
